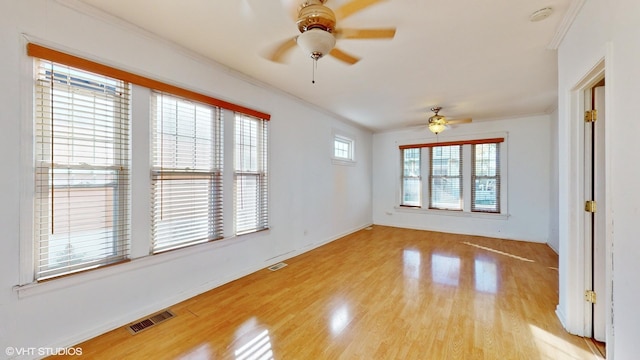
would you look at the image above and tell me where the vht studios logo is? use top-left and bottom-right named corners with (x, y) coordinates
top-left (5, 347), bottom-right (83, 357)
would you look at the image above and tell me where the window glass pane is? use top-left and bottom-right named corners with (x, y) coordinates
top-left (334, 136), bottom-right (353, 160)
top-left (401, 148), bottom-right (421, 206)
top-left (34, 60), bottom-right (130, 279)
top-left (235, 114), bottom-right (268, 234)
top-left (430, 145), bottom-right (462, 210)
top-left (472, 143), bottom-right (500, 212)
top-left (151, 93), bottom-right (223, 253)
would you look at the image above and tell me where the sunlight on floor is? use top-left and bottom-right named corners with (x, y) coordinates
top-left (431, 253), bottom-right (460, 286)
top-left (463, 242), bottom-right (535, 262)
top-left (403, 249), bottom-right (421, 279)
top-left (474, 257), bottom-right (498, 293)
top-left (330, 305), bottom-right (350, 335)
top-left (529, 324), bottom-right (598, 360)
top-left (234, 329), bottom-right (274, 360)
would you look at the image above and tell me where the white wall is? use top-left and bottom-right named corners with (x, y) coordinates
top-left (0, 1), bottom-right (372, 357)
top-left (372, 114), bottom-right (552, 243)
top-left (557, 0), bottom-right (640, 358)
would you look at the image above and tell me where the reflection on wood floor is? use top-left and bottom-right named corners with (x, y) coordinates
top-left (55, 226), bottom-right (602, 359)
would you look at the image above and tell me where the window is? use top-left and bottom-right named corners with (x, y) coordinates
top-left (472, 143), bottom-right (500, 213)
top-left (26, 43), bottom-right (272, 283)
top-left (398, 138), bottom-right (504, 214)
top-left (235, 114), bottom-right (269, 235)
top-left (333, 134), bottom-right (354, 161)
top-left (34, 60), bottom-right (130, 279)
top-left (401, 148), bottom-right (421, 206)
top-left (151, 93), bottom-right (223, 253)
top-left (429, 145), bottom-right (462, 210)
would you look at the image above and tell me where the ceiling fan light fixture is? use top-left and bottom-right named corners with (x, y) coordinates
top-left (428, 106), bottom-right (447, 134)
top-left (296, 28), bottom-right (336, 60)
top-left (428, 122), bottom-right (446, 134)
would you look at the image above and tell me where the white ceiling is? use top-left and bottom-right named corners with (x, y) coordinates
top-left (76, 0), bottom-right (573, 132)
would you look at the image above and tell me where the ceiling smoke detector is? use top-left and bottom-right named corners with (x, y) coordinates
top-left (529, 7), bottom-right (553, 22)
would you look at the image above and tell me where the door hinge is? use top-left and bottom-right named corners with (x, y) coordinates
top-left (585, 290), bottom-right (597, 304)
top-left (585, 110), bottom-right (598, 122)
top-left (585, 200), bottom-right (597, 213)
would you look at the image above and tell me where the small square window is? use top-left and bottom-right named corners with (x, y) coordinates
top-left (333, 134), bottom-right (355, 163)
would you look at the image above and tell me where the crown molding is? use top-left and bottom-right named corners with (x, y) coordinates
top-left (547, 0), bottom-right (586, 50)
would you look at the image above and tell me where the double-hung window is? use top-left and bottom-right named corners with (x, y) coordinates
top-left (472, 143), bottom-right (500, 213)
top-left (34, 60), bottom-right (130, 280)
top-left (151, 92), bottom-right (223, 252)
top-left (401, 148), bottom-right (421, 206)
top-left (234, 114), bottom-right (269, 235)
top-left (429, 145), bottom-right (462, 210)
top-left (398, 138), bottom-right (504, 213)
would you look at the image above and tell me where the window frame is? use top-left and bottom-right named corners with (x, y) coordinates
top-left (400, 147), bottom-right (422, 207)
top-left (331, 131), bottom-right (356, 165)
top-left (471, 142), bottom-right (501, 213)
top-left (397, 136), bottom-right (507, 217)
top-left (33, 59), bottom-right (131, 280)
top-left (429, 145), bottom-right (463, 211)
top-left (20, 43), bottom-right (272, 287)
top-left (150, 92), bottom-right (224, 253)
top-left (234, 113), bottom-right (269, 235)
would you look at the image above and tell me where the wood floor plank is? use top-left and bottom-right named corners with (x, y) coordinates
top-left (52, 226), bottom-right (602, 359)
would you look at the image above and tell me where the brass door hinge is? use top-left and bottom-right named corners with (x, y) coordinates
top-left (585, 200), bottom-right (597, 213)
top-left (585, 110), bottom-right (598, 122)
top-left (585, 290), bottom-right (597, 304)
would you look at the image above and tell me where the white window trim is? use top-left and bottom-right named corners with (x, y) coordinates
top-left (331, 130), bottom-right (356, 166)
top-left (396, 132), bottom-right (509, 217)
top-left (16, 39), bottom-right (269, 291)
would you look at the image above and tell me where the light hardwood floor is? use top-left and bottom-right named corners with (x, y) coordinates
top-left (55, 226), bottom-right (602, 359)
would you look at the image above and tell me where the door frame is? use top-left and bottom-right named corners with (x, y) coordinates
top-left (568, 58), bottom-right (613, 351)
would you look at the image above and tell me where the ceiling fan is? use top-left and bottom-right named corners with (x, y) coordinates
top-left (266, 0), bottom-right (396, 66)
top-left (427, 107), bottom-right (472, 134)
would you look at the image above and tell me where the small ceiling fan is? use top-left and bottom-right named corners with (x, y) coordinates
top-left (427, 107), bottom-right (472, 134)
top-left (266, 0), bottom-right (396, 65)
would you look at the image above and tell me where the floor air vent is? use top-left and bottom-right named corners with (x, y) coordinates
top-left (126, 309), bottom-right (175, 335)
top-left (268, 262), bottom-right (287, 271)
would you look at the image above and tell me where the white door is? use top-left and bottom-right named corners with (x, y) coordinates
top-left (592, 85), bottom-right (606, 342)
top-left (584, 84), bottom-right (606, 342)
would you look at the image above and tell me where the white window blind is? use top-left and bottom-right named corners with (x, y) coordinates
top-left (151, 93), bottom-right (223, 253)
top-left (234, 114), bottom-right (269, 235)
top-left (401, 148), bottom-right (421, 206)
top-left (472, 143), bottom-right (501, 213)
top-left (429, 145), bottom-right (462, 210)
top-left (34, 60), bottom-right (130, 280)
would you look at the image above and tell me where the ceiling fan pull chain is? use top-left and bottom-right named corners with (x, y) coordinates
top-left (312, 58), bottom-right (317, 84)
